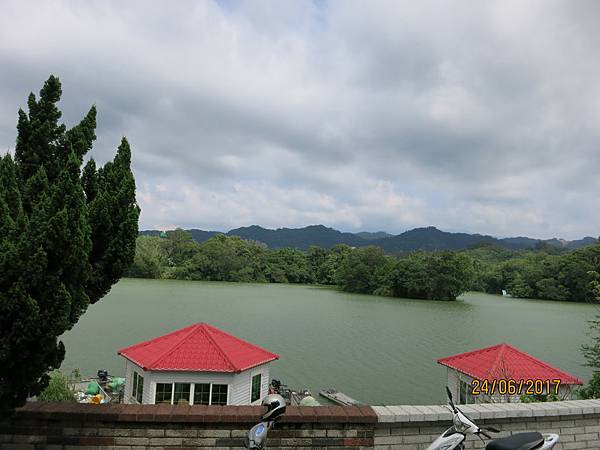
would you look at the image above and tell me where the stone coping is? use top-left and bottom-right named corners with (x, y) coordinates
top-left (372, 399), bottom-right (600, 423)
top-left (12, 399), bottom-right (600, 425)
top-left (12, 402), bottom-right (377, 424)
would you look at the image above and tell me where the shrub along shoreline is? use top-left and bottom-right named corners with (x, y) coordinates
top-left (127, 229), bottom-right (600, 302)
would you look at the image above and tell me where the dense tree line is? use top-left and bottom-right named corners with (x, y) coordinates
top-left (128, 230), bottom-right (475, 301)
top-left (129, 230), bottom-right (600, 303)
top-left (467, 243), bottom-right (600, 302)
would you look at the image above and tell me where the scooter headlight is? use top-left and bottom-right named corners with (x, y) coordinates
top-left (453, 415), bottom-right (469, 433)
top-left (254, 424), bottom-right (266, 437)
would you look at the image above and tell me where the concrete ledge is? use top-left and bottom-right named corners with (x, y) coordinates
top-left (11, 401), bottom-right (377, 424)
top-left (13, 399), bottom-right (600, 424)
top-left (372, 400), bottom-right (600, 423)
top-left (372, 400), bottom-right (600, 450)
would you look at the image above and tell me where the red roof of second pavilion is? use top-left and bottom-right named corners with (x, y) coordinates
top-left (437, 343), bottom-right (582, 385)
top-left (118, 323), bottom-right (279, 372)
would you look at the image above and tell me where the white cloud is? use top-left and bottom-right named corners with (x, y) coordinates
top-left (0, 0), bottom-right (598, 239)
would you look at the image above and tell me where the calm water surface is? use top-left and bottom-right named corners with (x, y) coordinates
top-left (61, 278), bottom-right (597, 405)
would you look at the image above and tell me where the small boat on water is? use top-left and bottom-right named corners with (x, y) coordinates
top-left (319, 388), bottom-right (361, 406)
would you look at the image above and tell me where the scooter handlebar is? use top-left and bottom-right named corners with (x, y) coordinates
top-left (446, 386), bottom-right (453, 402)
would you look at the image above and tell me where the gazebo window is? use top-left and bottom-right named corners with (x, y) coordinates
top-left (194, 383), bottom-right (210, 405)
top-left (251, 374), bottom-right (261, 402)
top-left (459, 379), bottom-right (475, 404)
top-left (211, 384), bottom-right (228, 405)
top-left (131, 371), bottom-right (144, 403)
top-left (174, 383), bottom-right (191, 405)
top-left (155, 383), bottom-right (173, 404)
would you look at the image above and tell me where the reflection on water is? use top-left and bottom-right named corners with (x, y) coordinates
top-left (61, 278), bottom-right (595, 404)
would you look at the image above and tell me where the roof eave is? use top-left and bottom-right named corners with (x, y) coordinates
top-left (439, 361), bottom-right (584, 385)
top-left (118, 353), bottom-right (150, 371)
top-left (236, 356), bottom-right (279, 373)
top-left (118, 356), bottom-right (278, 373)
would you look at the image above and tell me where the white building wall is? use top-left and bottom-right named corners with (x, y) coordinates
top-left (122, 358), bottom-right (273, 405)
top-left (123, 360), bottom-right (133, 403)
top-left (261, 365), bottom-right (270, 401)
top-left (123, 359), bottom-right (152, 404)
top-left (447, 368), bottom-right (460, 402)
top-left (230, 363), bottom-right (271, 405)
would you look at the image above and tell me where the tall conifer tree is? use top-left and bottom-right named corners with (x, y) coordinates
top-left (0, 75), bottom-right (140, 413)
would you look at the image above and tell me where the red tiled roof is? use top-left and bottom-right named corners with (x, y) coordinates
top-left (118, 323), bottom-right (279, 372)
top-left (437, 343), bottom-right (583, 385)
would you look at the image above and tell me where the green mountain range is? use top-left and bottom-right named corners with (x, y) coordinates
top-left (140, 225), bottom-right (597, 253)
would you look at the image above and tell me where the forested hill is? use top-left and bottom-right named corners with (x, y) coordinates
top-left (140, 225), bottom-right (366, 249)
top-left (370, 227), bottom-right (498, 252)
top-left (227, 225), bottom-right (366, 249)
top-left (140, 225), bottom-right (597, 253)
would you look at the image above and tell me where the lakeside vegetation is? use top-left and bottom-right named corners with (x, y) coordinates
top-left (470, 243), bottom-right (600, 302)
top-left (128, 229), bottom-right (600, 302)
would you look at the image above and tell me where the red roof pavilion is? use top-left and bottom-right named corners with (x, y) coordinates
top-left (437, 343), bottom-right (582, 385)
top-left (118, 323), bottom-right (279, 373)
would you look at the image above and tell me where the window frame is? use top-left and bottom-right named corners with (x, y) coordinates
top-left (155, 382), bottom-right (174, 404)
top-left (154, 381), bottom-right (229, 405)
top-left (459, 378), bottom-right (475, 404)
top-left (131, 371), bottom-right (144, 403)
top-left (251, 373), bottom-right (262, 403)
top-left (193, 383), bottom-right (211, 405)
top-left (173, 382), bottom-right (191, 405)
top-left (210, 383), bottom-right (229, 405)
top-left (131, 372), bottom-right (138, 402)
top-left (136, 372), bottom-right (144, 403)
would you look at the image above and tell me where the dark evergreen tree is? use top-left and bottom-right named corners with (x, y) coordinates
top-left (0, 75), bottom-right (139, 413)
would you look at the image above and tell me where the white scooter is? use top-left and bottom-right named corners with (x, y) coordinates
top-left (426, 387), bottom-right (559, 450)
top-left (244, 394), bottom-right (286, 449)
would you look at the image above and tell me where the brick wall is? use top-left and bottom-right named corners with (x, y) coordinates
top-left (0, 402), bottom-right (376, 449)
top-left (3, 400), bottom-right (600, 449)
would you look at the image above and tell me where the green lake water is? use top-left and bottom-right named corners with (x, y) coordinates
top-left (61, 278), bottom-right (597, 405)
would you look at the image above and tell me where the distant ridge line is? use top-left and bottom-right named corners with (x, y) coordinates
top-left (139, 225), bottom-right (598, 254)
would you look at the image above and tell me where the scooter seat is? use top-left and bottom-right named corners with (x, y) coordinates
top-left (485, 432), bottom-right (544, 450)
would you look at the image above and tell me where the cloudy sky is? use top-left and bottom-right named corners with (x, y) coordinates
top-left (1, 1), bottom-right (598, 239)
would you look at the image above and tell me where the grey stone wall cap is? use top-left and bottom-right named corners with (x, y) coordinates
top-left (374, 400), bottom-right (600, 423)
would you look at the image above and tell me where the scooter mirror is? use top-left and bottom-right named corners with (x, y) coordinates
top-left (446, 386), bottom-right (453, 402)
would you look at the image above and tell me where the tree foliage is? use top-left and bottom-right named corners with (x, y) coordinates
top-left (128, 232), bottom-right (475, 300)
top-left (335, 246), bottom-right (393, 294)
top-left (578, 272), bottom-right (600, 399)
top-left (129, 229), bottom-right (600, 303)
top-left (37, 371), bottom-right (75, 403)
top-left (578, 372), bottom-right (600, 400)
top-left (386, 251), bottom-right (475, 301)
top-left (469, 243), bottom-right (600, 302)
top-left (0, 76), bottom-right (139, 413)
